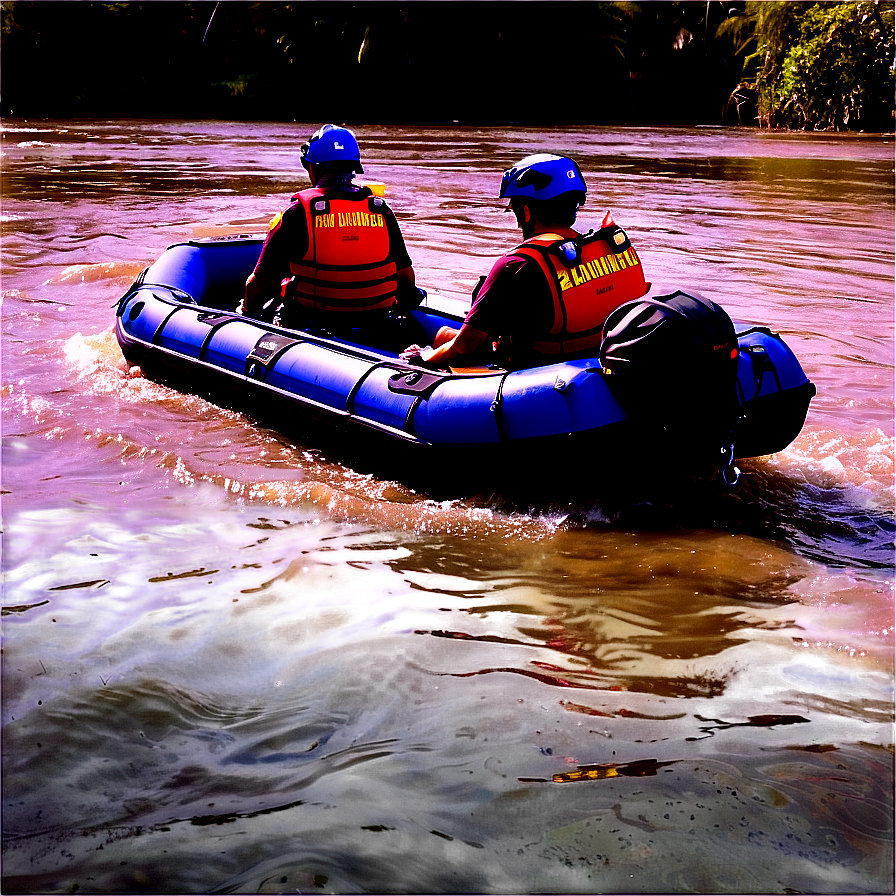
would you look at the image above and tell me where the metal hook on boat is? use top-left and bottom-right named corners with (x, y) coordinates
top-left (720, 443), bottom-right (741, 487)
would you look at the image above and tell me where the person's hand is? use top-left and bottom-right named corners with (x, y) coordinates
top-left (400, 344), bottom-right (425, 361)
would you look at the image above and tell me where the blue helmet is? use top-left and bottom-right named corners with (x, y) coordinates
top-left (301, 124), bottom-right (363, 173)
top-left (499, 153), bottom-right (586, 202)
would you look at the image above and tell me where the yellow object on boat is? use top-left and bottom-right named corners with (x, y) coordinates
top-left (360, 181), bottom-right (387, 197)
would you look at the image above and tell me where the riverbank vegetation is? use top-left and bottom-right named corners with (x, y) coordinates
top-left (1, 1), bottom-right (893, 130)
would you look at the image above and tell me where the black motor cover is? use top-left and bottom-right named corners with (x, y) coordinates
top-left (599, 290), bottom-right (740, 447)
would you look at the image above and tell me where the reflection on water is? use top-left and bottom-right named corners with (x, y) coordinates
top-left (1, 120), bottom-right (893, 894)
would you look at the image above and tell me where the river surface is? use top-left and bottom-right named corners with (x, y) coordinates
top-left (1, 121), bottom-right (893, 895)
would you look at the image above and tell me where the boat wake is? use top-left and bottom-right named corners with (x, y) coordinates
top-left (46, 260), bottom-right (145, 286)
top-left (55, 330), bottom-right (895, 561)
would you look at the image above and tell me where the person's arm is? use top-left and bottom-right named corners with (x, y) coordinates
top-left (394, 264), bottom-right (425, 309)
top-left (239, 204), bottom-right (302, 318)
top-left (399, 253), bottom-right (521, 367)
top-left (241, 269), bottom-right (280, 318)
top-left (383, 202), bottom-right (413, 271)
top-left (401, 322), bottom-right (488, 367)
top-left (381, 202), bottom-right (421, 308)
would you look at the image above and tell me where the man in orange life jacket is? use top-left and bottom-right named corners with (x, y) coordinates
top-left (240, 124), bottom-right (418, 333)
top-left (400, 153), bottom-right (649, 369)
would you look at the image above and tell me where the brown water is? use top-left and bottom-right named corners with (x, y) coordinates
top-left (1, 120), bottom-right (893, 894)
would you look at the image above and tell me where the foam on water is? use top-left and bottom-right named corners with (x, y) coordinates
top-left (47, 261), bottom-right (142, 285)
top-left (775, 428), bottom-right (895, 509)
top-left (54, 331), bottom-right (580, 539)
top-left (52, 327), bottom-right (895, 563)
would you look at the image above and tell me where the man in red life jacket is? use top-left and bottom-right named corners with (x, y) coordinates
top-left (400, 153), bottom-right (650, 369)
top-left (240, 124), bottom-right (418, 335)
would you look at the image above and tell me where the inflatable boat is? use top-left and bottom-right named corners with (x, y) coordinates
top-left (114, 235), bottom-right (815, 489)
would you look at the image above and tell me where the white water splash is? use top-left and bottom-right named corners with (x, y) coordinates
top-left (773, 428), bottom-right (895, 511)
top-left (46, 261), bottom-right (142, 286)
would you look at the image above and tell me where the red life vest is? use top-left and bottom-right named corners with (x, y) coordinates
top-left (512, 225), bottom-right (650, 357)
top-left (288, 187), bottom-right (399, 313)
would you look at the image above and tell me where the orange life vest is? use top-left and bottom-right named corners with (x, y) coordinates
top-left (289, 187), bottom-right (399, 313)
top-left (512, 225), bottom-right (650, 357)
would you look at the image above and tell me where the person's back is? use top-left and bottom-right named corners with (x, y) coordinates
top-left (401, 153), bottom-right (649, 370)
top-left (499, 214), bottom-right (649, 368)
top-left (241, 124), bottom-right (418, 339)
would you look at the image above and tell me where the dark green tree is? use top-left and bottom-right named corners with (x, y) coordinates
top-left (1, 0), bottom-right (892, 128)
top-left (775, 1), bottom-right (894, 130)
top-left (738, 0), bottom-right (895, 130)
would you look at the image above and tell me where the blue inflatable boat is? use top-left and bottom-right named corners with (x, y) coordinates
top-left (114, 235), bottom-right (815, 488)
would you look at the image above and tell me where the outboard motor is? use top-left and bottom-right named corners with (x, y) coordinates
top-left (599, 290), bottom-right (741, 480)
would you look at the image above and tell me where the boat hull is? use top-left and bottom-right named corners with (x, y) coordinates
top-left (114, 236), bottom-right (815, 485)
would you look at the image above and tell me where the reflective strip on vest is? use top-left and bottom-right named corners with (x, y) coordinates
top-left (513, 230), bottom-right (649, 356)
top-left (289, 188), bottom-right (399, 312)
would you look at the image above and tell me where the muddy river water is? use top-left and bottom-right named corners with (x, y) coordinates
top-left (1, 120), bottom-right (893, 894)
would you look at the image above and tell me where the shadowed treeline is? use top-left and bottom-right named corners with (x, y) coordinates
top-left (1, 1), bottom-right (893, 129)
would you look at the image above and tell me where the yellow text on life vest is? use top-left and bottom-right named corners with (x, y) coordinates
top-left (314, 212), bottom-right (385, 229)
top-left (558, 247), bottom-right (642, 292)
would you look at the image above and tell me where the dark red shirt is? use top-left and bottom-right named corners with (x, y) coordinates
top-left (464, 251), bottom-right (558, 368)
